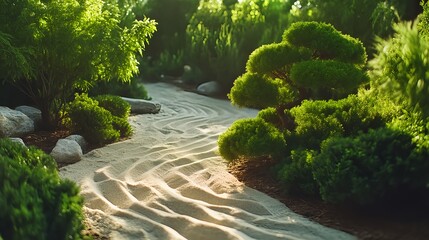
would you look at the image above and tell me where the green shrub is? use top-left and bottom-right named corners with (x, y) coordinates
top-left (257, 107), bottom-right (283, 128)
top-left (93, 95), bottom-right (131, 119)
top-left (289, 0), bottom-right (419, 53)
top-left (230, 21), bottom-right (367, 112)
top-left (0, 138), bottom-right (84, 239)
top-left (229, 73), bottom-right (297, 109)
top-left (419, 0), bottom-right (429, 37)
top-left (369, 21), bottom-right (429, 117)
top-left (89, 78), bottom-right (150, 100)
top-left (283, 22), bottom-right (367, 65)
top-left (185, 0), bottom-right (292, 93)
top-left (278, 149), bottom-right (318, 195)
top-left (313, 128), bottom-right (429, 205)
top-left (246, 43), bottom-right (311, 75)
top-left (290, 60), bottom-right (369, 98)
top-left (112, 116), bottom-right (133, 138)
top-left (218, 118), bottom-right (285, 162)
top-left (66, 94), bottom-right (120, 145)
top-left (289, 93), bottom-right (396, 150)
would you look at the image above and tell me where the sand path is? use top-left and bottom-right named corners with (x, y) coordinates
top-left (60, 83), bottom-right (355, 240)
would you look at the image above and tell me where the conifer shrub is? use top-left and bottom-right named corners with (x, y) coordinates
top-left (257, 107), bottom-right (283, 128)
top-left (282, 22), bottom-right (366, 64)
top-left (218, 118), bottom-right (285, 162)
top-left (245, 43), bottom-right (311, 74)
top-left (369, 21), bottom-right (429, 117)
top-left (0, 138), bottom-right (84, 239)
top-left (229, 73), bottom-right (296, 109)
top-left (290, 60), bottom-right (368, 97)
top-left (313, 127), bottom-right (429, 205)
top-left (89, 78), bottom-right (150, 100)
top-left (289, 93), bottom-right (398, 150)
top-left (93, 95), bottom-right (131, 119)
top-left (66, 94), bottom-right (120, 145)
top-left (277, 149), bottom-right (318, 195)
top-left (112, 116), bottom-right (133, 137)
top-left (230, 21), bottom-right (367, 115)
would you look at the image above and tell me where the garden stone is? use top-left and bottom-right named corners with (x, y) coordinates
top-left (15, 106), bottom-right (42, 128)
top-left (50, 139), bottom-right (83, 164)
top-left (65, 134), bottom-right (88, 152)
top-left (8, 137), bottom-right (26, 147)
top-left (196, 81), bottom-right (221, 96)
top-left (0, 106), bottom-right (35, 137)
top-left (121, 97), bottom-right (161, 114)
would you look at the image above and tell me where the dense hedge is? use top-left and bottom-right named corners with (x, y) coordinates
top-left (0, 139), bottom-right (84, 239)
top-left (218, 118), bottom-right (285, 162)
top-left (314, 127), bottom-right (429, 205)
top-left (66, 94), bottom-right (132, 146)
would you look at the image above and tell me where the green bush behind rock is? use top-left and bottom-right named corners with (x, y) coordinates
top-left (0, 139), bottom-right (84, 239)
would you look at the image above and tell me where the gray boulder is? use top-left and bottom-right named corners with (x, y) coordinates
top-left (15, 106), bottom-right (42, 128)
top-left (8, 137), bottom-right (26, 147)
top-left (65, 134), bottom-right (88, 152)
top-left (121, 97), bottom-right (161, 114)
top-left (196, 81), bottom-right (221, 96)
top-left (50, 139), bottom-right (83, 164)
top-left (0, 106), bottom-right (35, 137)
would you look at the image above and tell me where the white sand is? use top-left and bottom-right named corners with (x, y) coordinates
top-left (60, 83), bottom-right (355, 240)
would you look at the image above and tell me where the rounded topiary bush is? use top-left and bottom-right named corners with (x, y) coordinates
top-left (229, 73), bottom-right (297, 109)
top-left (66, 93), bottom-right (120, 145)
top-left (313, 128), bottom-right (429, 205)
top-left (0, 138), bottom-right (84, 239)
top-left (218, 118), bottom-right (285, 162)
top-left (94, 94), bottom-right (131, 119)
top-left (278, 149), bottom-right (318, 195)
top-left (246, 43), bottom-right (311, 74)
top-left (283, 21), bottom-right (367, 64)
top-left (290, 60), bottom-right (369, 96)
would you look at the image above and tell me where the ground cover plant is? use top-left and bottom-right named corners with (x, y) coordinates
top-left (0, 138), bottom-right (84, 239)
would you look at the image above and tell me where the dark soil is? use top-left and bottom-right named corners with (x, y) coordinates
top-left (228, 157), bottom-right (429, 240)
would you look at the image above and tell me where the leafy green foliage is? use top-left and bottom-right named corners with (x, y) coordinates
top-left (419, 0), bottom-right (429, 37)
top-left (66, 94), bottom-right (120, 145)
top-left (89, 78), bottom-right (150, 100)
top-left (93, 95), bottom-right (131, 119)
top-left (246, 43), bottom-right (312, 75)
top-left (369, 21), bottom-right (429, 117)
top-left (0, 0), bottom-right (156, 129)
top-left (229, 73), bottom-right (297, 109)
top-left (185, 0), bottom-right (292, 92)
top-left (112, 116), bottom-right (133, 137)
top-left (290, 60), bottom-right (368, 98)
top-left (218, 118), bottom-right (285, 162)
top-left (313, 127), bottom-right (429, 205)
top-left (0, 139), bottom-right (84, 239)
top-left (289, 92), bottom-right (398, 150)
top-left (278, 149), bottom-right (318, 195)
top-left (289, 0), bottom-right (419, 52)
top-left (231, 21), bottom-right (367, 112)
top-left (283, 22), bottom-right (366, 64)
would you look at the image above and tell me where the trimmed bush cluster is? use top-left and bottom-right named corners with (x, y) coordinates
top-left (65, 94), bottom-right (132, 146)
top-left (220, 15), bottom-right (429, 206)
top-left (314, 127), bottom-right (429, 205)
top-left (0, 138), bottom-right (84, 239)
top-left (229, 21), bottom-right (368, 114)
top-left (218, 118), bottom-right (285, 162)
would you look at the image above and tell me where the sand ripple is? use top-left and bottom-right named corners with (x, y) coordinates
top-left (60, 83), bottom-right (355, 240)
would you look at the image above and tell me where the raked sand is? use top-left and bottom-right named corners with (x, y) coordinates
top-left (60, 82), bottom-right (355, 240)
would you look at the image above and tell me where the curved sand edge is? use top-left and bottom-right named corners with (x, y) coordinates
top-left (60, 82), bottom-right (355, 240)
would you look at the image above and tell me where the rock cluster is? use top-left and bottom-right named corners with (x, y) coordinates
top-left (2, 97), bottom-right (161, 164)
